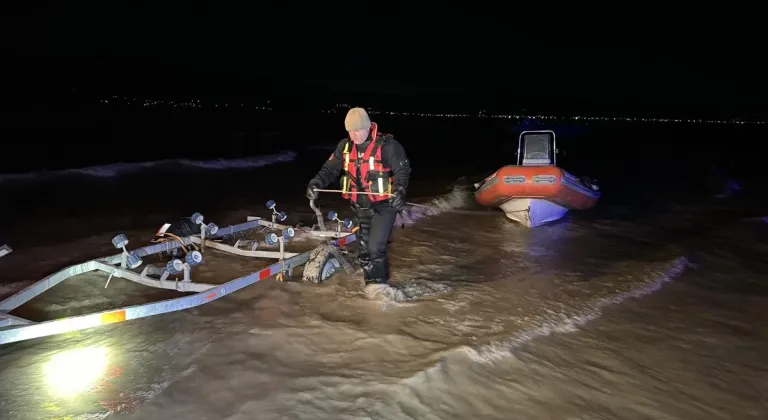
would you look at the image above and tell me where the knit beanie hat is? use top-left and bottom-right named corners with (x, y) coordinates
top-left (344, 107), bottom-right (372, 131)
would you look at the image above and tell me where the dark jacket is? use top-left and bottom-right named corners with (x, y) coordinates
top-left (311, 132), bottom-right (411, 204)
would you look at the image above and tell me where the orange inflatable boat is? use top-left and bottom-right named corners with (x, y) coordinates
top-left (474, 130), bottom-right (600, 227)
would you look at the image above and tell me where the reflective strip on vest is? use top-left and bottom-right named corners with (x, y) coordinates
top-left (342, 142), bottom-right (350, 193)
top-left (341, 130), bottom-right (392, 202)
top-left (369, 155), bottom-right (383, 196)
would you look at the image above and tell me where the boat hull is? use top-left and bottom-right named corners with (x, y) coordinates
top-left (498, 198), bottom-right (569, 228)
top-left (474, 165), bottom-right (600, 227)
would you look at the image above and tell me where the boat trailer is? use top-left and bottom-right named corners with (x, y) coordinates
top-left (0, 199), bottom-right (357, 346)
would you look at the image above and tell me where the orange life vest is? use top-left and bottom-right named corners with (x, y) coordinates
top-left (341, 123), bottom-right (394, 203)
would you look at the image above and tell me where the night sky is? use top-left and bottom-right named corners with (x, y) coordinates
top-left (2, 6), bottom-right (765, 116)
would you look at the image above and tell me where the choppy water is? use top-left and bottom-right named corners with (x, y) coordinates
top-left (1, 143), bottom-right (768, 419)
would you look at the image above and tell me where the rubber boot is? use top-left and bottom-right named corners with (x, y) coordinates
top-left (362, 262), bottom-right (388, 284)
top-left (365, 260), bottom-right (389, 284)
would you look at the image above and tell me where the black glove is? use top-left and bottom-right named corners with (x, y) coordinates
top-left (306, 179), bottom-right (322, 200)
top-left (390, 185), bottom-right (406, 212)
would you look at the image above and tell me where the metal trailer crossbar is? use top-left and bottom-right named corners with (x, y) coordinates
top-left (0, 200), bottom-right (357, 346)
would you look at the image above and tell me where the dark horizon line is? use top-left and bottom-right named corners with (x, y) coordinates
top-left (61, 97), bottom-right (768, 123)
top-left (5, 64), bottom-right (766, 118)
top-left (5, 93), bottom-right (763, 121)
top-left (60, 90), bottom-right (768, 120)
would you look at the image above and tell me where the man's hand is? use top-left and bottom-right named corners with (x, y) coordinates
top-left (306, 179), bottom-right (322, 200)
top-left (390, 184), bottom-right (406, 211)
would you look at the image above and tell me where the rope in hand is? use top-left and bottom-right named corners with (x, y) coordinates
top-left (310, 187), bottom-right (494, 216)
top-left (311, 188), bottom-right (427, 208)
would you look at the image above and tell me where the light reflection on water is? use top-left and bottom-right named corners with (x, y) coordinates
top-left (43, 346), bottom-right (111, 399)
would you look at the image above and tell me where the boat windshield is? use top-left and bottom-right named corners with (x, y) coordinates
top-left (522, 134), bottom-right (551, 165)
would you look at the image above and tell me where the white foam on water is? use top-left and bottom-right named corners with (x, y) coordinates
top-left (0, 151), bottom-right (297, 185)
top-left (405, 256), bottom-right (691, 378)
top-left (363, 279), bottom-right (452, 309)
top-left (363, 284), bottom-right (414, 309)
top-left (395, 185), bottom-right (477, 226)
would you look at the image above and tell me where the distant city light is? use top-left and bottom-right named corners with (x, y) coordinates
top-left (98, 97), bottom-right (765, 125)
top-left (99, 96), bottom-right (272, 111)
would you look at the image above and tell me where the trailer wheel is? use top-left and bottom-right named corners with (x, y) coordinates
top-left (303, 245), bottom-right (354, 284)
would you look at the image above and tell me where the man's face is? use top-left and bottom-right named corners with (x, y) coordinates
top-left (348, 128), bottom-right (369, 144)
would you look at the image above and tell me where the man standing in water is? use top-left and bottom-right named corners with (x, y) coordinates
top-left (306, 107), bottom-right (411, 285)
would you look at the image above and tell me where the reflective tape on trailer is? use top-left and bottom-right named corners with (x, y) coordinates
top-left (334, 233), bottom-right (356, 247)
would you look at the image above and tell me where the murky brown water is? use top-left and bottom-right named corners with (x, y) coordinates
top-left (1, 183), bottom-right (767, 419)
